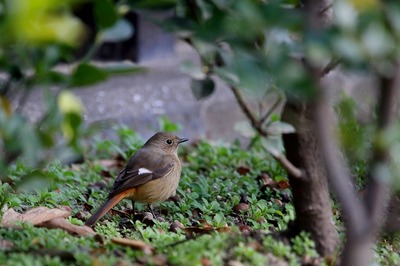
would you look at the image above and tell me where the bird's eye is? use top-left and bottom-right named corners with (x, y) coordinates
top-left (166, 139), bottom-right (173, 145)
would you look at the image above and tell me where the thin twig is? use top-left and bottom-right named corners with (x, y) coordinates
top-left (229, 85), bottom-right (303, 178)
top-left (259, 96), bottom-right (283, 125)
top-left (319, 59), bottom-right (340, 78)
top-left (229, 86), bottom-right (266, 135)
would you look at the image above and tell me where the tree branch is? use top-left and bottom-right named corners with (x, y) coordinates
top-left (364, 63), bottom-right (400, 229)
top-left (229, 85), bottom-right (303, 179)
top-left (273, 153), bottom-right (303, 178)
top-left (301, 0), bottom-right (368, 236)
top-left (313, 88), bottom-right (368, 235)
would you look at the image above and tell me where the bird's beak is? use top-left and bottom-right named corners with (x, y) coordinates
top-left (178, 138), bottom-right (189, 144)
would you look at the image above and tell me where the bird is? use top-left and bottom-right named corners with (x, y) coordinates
top-left (85, 132), bottom-right (188, 226)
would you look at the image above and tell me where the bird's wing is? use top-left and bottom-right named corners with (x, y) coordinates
top-left (106, 151), bottom-right (175, 198)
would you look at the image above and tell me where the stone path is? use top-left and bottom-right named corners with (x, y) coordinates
top-left (21, 42), bottom-right (248, 143)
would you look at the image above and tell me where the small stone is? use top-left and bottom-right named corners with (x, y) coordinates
top-left (142, 212), bottom-right (154, 221)
top-left (156, 216), bottom-right (165, 222)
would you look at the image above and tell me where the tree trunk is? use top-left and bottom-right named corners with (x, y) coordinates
top-left (282, 102), bottom-right (339, 255)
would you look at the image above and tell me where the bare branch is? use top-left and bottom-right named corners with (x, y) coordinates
top-left (313, 91), bottom-right (368, 235)
top-left (273, 153), bottom-right (302, 178)
top-left (302, 0), bottom-right (368, 236)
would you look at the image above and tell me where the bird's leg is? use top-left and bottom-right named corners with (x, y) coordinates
top-left (148, 204), bottom-right (157, 218)
top-left (131, 199), bottom-right (135, 215)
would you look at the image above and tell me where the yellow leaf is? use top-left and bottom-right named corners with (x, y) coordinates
top-left (58, 91), bottom-right (83, 114)
top-left (7, 0), bottom-right (85, 46)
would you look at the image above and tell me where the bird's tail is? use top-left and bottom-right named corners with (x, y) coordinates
top-left (85, 193), bottom-right (125, 226)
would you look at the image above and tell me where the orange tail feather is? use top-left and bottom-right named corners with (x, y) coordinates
top-left (85, 193), bottom-right (126, 226)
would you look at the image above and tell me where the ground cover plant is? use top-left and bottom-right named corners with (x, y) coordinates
top-left (1, 127), bottom-right (400, 265)
top-left (0, 127), bottom-right (302, 265)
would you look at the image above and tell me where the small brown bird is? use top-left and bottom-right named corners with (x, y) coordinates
top-left (85, 132), bottom-right (188, 226)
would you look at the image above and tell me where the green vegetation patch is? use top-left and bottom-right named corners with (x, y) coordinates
top-left (0, 128), bottom-right (398, 265)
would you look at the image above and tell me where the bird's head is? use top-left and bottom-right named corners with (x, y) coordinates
top-left (144, 132), bottom-right (188, 154)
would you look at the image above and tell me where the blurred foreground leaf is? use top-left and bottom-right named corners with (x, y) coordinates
top-left (101, 18), bottom-right (134, 42)
top-left (94, 0), bottom-right (118, 29)
top-left (102, 62), bottom-right (147, 75)
top-left (70, 63), bottom-right (108, 87)
top-left (191, 77), bottom-right (215, 100)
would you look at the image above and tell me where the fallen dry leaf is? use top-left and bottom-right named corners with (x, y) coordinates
top-left (258, 173), bottom-right (274, 186)
top-left (111, 237), bottom-right (154, 254)
top-left (227, 260), bottom-right (245, 266)
top-left (1, 206), bottom-right (95, 237)
top-left (181, 225), bottom-right (231, 237)
top-left (274, 198), bottom-right (283, 206)
top-left (236, 166), bottom-right (250, 175)
top-left (2, 206), bottom-right (71, 226)
top-left (277, 180), bottom-right (290, 190)
top-left (1, 209), bottom-right (20, 227)
top-left (232, 203), bottom-right (250, 213)
top-left (239, 225), bottom-right (252, 235)
top-left (201, 257), bottom-right (212, 266)
top-left (40, 217), bottom-right (95, 237)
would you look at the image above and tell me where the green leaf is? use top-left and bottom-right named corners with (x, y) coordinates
top-left (261, 135), bottom-right (285, 156)
top-left (70, 63), bottom-right (108, 87)
top-left (158, 116), bottom-right (182, 132)
top-left (101, 18), bottom-right (134, 42)
top-left (46, 71), bottom-right (69, 84)
top-left (16, 170), bottom-right (51, 192)
top-left (101, 62), bottom-right (147, 75)
top-left (191, 77), bottom-right (215, 100)
top-left (234, 121), bottom-right (256, 138)
top-left (265, 121), bottom-right (295, 135)
top-left (180, 60), bottom-right (206, 79)
top-left (214, 67), bottom-right (239, 85)
top-left (94, 0), bottom-right (118, 29)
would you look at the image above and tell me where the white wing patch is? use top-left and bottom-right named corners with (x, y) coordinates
top-left (138, 168), bottom-right (152, 175)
